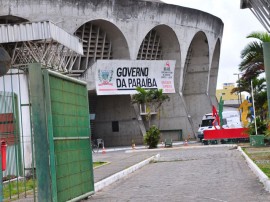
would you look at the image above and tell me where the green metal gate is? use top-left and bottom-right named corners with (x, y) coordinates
top-left (29, 63), bottom-right (94, 201)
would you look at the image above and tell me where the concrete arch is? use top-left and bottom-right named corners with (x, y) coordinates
top-left (75, 20), bottom-right (132, 146)
top-left (182, 31), bottom-right (211, 131)
top-left (85, 19), bottom-right (130, 59)
top-left (75, 19), bottom-right (130, 65)
top-left (87, 19), bottom-right (130, 59)
top-left (209, 39), bottom-right (221, 106)
top-left (136, 24), bottom-right (181, 88)
top-left (136, 24), bottom-right (180, 58)
top-left (154, 25), bottom-right (181, 62)
top-left (0, 15), bottom-right (28, 24)
top-left (183, 31), bottom-right (209, 94)
top-left (136, 24), bottom-right (186, 136)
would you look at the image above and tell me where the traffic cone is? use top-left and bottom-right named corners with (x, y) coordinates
top-left (102, 146), bottom-right (106, 154)
top-left (184, 139), bottom-right (188, 146)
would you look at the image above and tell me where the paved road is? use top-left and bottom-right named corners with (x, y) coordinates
top-left (88, 146), bottom-right (270, 202)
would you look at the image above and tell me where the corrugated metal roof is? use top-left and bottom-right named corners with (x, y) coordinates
top-left (0, 21), bottom-right (83, 55)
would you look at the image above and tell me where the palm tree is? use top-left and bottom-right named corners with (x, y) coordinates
top-left (148, 88), bottom-right (170, 110)
top-left (231, 32), bottom-right (270, 119)
top-left (231, 77), bottom-right (267, 119)
top-left (131, 87), bottom-right (169, 148)
top-left (255, 91), bottom-right (268, 119)
top-left (131, 87), bottom-right (149, 105)
top-left (231, 77), bottom-right (252, 95)
top-left (252, 78), bottom-right (267, 119)
top-left (239, 32), bottom-right (270, 79)
top-left (131, 87), bottom-right (169, 127)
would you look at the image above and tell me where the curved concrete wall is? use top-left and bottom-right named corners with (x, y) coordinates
top-left (0, 0), bottom-right (223, 146)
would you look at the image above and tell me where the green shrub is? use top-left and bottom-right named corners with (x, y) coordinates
top-left (144, 125), bottom-right (160, 148)
top-left (247, 118), bottom-right (270, 136)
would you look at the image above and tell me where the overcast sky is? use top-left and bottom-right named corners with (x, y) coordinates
top-left (162, 0), bottom-right (265, 89)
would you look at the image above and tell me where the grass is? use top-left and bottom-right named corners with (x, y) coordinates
top-left (3, 179), bottom-right (35, 199)
top-left (243, 146), bottom-right (270, 178)
top-left (2, 161), bottom-right (108, 199)
top-left (93, 161), bottom-right (107, 168)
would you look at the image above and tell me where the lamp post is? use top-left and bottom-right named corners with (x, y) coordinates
top-left (251, 80), bottom-right (258, 135)
top-left (233, 73), bottom-right (243, 105)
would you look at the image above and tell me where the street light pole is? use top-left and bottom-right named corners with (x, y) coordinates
top-left (233, 73), bottom-right (243, 105)
top-left (251, 80), bottom-right (257, 135)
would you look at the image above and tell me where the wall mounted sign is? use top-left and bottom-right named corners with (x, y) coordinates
top-left (95, 60), bottom-right (176, 95)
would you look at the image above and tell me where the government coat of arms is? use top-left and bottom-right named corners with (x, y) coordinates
top-left (98, 69), bottom-right (114, 86)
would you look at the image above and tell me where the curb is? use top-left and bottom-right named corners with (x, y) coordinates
top-left (125, 144), bottom-right (238, 153)
top-left (238, 146), bottom-right (270, 192)
top-left (95, 141), bottom-right (199, 153)
top-left (94, 153), bottom-right (160, 192)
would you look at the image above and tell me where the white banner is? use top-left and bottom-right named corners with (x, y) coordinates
top-left (95, 60), bottom-right (176, 95)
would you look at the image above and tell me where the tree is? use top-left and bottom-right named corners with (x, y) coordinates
top-left (131, 87), bottom-right (169, 148)
top-left (255, 91), bottom-right (268, 119)
top-left (231, 77), bottom-right (252, 95)
top-left (233, 32), bottom-right (270, 138)
top-left (148, 88), bottom-right (170, 112)
top-left (131, 87), bottom-right (169, 127)
top-left (252, 78), bottom-right (267, 119)
top-left (231, 77), bottom-right (267, 119)
top-left (131, 87), bottom-right (149, 105)
top-left (231, 32), bottom-right (270, 120)
top-left (239, 32), bottom-right (270, 79)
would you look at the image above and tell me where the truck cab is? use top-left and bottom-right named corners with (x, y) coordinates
top-left (197, 113), bottom-right (214, 141)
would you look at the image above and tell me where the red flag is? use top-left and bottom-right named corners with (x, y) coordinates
top-left (212, 105), bottom-right (220, 129)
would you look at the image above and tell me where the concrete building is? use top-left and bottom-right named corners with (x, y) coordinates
top-left (216, 83), bottom-right (245, 103)
top-left (0, 0), bottom-right (224, 146)
top-left (216, 83), bottom-right (239, 102)
top-left (216, 83), bottom-right (245, 111)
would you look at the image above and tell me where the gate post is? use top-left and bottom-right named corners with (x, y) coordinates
top-left (263, 42), bottom-right (270, 119)
top-left (0, 147), bottom-right (2, 202)
top-left (29, 63), bottom-right (53, 201)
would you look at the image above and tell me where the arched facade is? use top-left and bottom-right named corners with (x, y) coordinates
top-left (209, 39), bottom-right (221, 106)
top-left (0, 0), bottom-right (224, 146)
top-left (182, 31), bottom-right (212, 132)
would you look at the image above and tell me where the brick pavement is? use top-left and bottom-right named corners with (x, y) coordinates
top-left (88, 146), bottom-right (270, 202)
top-left (92, 150), bottom-right (158, 183)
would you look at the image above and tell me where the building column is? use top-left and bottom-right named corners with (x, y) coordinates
top-left (263, 42), bottom-right (270, 119)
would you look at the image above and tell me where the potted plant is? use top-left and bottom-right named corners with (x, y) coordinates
top-left (247, 117), bottom-right (268, 146)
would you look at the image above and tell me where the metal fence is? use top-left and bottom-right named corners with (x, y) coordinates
top-left (0, 64), bottom-right (94, 201)
top-left (0, 68), bottom-right (36, 201)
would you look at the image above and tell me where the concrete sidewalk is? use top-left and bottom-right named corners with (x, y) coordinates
top-left (93, 140), bottom-right (199, 181)
top-left (92, 141), bottom-right (200, 191)
top-left (92, 150), bottom-right (159, 183)
top-left (89, 145), bottom-right (270, 202)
